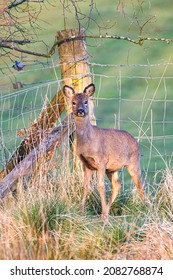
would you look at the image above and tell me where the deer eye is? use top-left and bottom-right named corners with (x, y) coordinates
top-left (72, 101), bottom-right (76, 106)
top-left (84, 101), bottom-right (88, 105)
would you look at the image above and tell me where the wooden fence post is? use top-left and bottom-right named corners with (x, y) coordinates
top-left (57, 28), bottom-right (96, 125)
top-left (57, 28), bottom-right (96, 169)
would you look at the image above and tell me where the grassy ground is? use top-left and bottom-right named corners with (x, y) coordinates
top-left (0, 153), bottom-right (172, 260)
top-left (0, 1), bottom-right (173, 260)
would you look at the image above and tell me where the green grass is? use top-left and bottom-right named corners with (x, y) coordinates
top-left (0, 160), bottom-right (172, 260)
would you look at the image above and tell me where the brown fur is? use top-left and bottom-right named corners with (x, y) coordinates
top-left (63, 84), bottom-right (145, 220)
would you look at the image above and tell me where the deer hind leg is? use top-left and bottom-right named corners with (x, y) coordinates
top-left (97, 167), bottom-right (108, 219)
top-left (126, 164), bottom-right (145, 202)
top-left (81, 165), bottom-right (92, 214)
top-left (106, 171), bottom-right (121, 214)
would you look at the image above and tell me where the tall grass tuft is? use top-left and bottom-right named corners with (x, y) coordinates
top-left (0, 156), bottom-right (172, 259)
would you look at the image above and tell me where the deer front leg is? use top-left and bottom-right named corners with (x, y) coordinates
top-left (97, 167), bottom-right (108, 220)
top-left (81, 165), bottom-right (92, 214)
top-left (106, 171), bottom-right (121, 213)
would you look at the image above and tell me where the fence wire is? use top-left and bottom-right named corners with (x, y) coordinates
top-left (0, 61), bottom-right (173, 184)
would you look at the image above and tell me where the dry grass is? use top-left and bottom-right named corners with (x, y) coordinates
top-left (0, 155), bottom-right (173, 260)
top-left (115, 222), bottom-right (173, 260)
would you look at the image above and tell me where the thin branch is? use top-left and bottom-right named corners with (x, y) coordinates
top-left (0, 38), bottom-right (32, 44)
top-left (7, 0), bottom-right (27, 9)
top-left (7, 0), bottom-right (44, 10)
top-left (49, 34), bottom-right (173, 56)
top-left (0, 43), bottom-right (50, 57)
top-left (71, 0), bottom-right (81, 30)
top-left (85, 34), bottom-right (173, 45)
top-left (1, 32), bottom-right (173, 59)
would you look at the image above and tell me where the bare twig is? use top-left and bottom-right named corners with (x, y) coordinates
top-left (49, 33), bottom-right (173, 57)
top-left (0, 0), bottom-right (46, 63)
top-left (7, 0), bottom-right (44, 10)
top-left (0, 43), bottom-right (50, 57)
top-left (0, 39), bottom-right (33, 44)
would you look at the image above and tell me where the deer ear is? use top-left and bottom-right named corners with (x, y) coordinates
top-left (83, 83), bottom-right (95, 97)
top-left (62, 85), bottom-right (75, 99)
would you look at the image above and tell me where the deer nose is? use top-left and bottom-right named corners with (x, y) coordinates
top-left (77, 108), bottom-right (85, 117)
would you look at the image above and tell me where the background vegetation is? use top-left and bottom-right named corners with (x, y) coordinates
top-left (0, 0), bottom-right (173, 259)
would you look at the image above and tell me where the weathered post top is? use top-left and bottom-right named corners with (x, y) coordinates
top-left (57, 28), bottom-right (89, 91)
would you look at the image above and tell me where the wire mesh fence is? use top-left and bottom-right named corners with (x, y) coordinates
top-left (0, 60), bottom-right (173, 185)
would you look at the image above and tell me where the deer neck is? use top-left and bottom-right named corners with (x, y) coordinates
top-left (74, 115), bottom-right (93, 141)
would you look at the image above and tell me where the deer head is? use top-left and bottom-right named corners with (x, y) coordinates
top-left (63, 83), bottom-right (95, 117)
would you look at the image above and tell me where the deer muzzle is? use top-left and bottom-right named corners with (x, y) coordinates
top-left (77, 108), bottom-right (86, 117)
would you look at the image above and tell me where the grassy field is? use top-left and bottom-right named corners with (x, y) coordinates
top-left (0, 154), bottom-right (172, 260)
top-left (0, 0), bottom-right (173, 259)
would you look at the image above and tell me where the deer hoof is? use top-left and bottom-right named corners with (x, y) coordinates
top-left (101, 212), bottom-right (109, 224)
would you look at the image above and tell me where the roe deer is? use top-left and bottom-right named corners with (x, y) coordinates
top-left (63, 84), bottom-right (145, 220)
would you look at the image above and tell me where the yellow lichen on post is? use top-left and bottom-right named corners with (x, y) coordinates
top-left (57, 28), bottom-right (96, 125)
